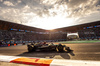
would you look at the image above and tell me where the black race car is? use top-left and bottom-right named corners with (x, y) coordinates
top-left (27, 43), bottom-right (73, 52)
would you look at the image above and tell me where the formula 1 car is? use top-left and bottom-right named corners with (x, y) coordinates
top-left (27, 43), bottom-right (73, 52)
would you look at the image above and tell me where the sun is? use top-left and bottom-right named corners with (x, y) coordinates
top-left (27, 15), bottom-right (74, 30)
top-left (26, 4), bottom-right (74, 30)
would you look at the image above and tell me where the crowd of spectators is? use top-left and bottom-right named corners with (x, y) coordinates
top-left (0, 30), bottom-right (66, 44)
top-left (78, 28), bottom-right (100, 40)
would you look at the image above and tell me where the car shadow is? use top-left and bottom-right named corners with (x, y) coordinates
top-left (69, 51), bottom-right (75, 56)
top-left (17, 51), bottom-right (75, 59)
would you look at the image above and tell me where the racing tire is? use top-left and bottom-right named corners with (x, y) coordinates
top-left (27, 45), bottom-right (33, 52)
top-left (57, 44), bottom-right (64, 52)
top-left (65, 47), bottom-right (73, 52)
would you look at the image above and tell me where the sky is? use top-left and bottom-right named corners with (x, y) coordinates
top-left (0, 0), bottom-right (100, 30)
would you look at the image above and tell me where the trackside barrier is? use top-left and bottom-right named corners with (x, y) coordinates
top-left (17, 44), bottom-right (23, 46)
top-left (0, 43), bottom-right (25, 47)
top-left (0, 55), bottom-right (100, 66)
top-left (0, 44), bottom-right (8, 47)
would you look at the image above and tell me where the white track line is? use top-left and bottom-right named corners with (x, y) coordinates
top-left (0, 55), bottom-right (100, 66)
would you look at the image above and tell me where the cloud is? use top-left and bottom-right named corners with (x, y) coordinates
top-left (0, 0), bottom-right (3, 2)
top-left (0, 5), bottom-right (38, 24)
top-left (75, 11), bottom-right (100, 24)
top-left (67, 0), bottom-right (100, 17)
top-left (0, 0), bottom-right (100, 29)
top-left (3, 1), bottom-right (15, 6)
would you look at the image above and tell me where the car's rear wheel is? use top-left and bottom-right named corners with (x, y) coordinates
top-left (57, 44), bottom-right (64, 52)
top-left (27, 45), bottom-right (33, 52)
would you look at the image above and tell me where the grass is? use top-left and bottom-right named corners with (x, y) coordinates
top-left (57, 40), bottom-right (100, 44)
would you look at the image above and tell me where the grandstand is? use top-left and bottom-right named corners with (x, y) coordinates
top-left (56, 21), bottom-right (100, 40)
top-left (0, 20), bottom-right (100, 44)
top-left (0, 20), bottom-right (67, 44)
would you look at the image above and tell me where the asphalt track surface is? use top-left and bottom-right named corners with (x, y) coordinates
top-left (0, 43), bottom-right (100, 61)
